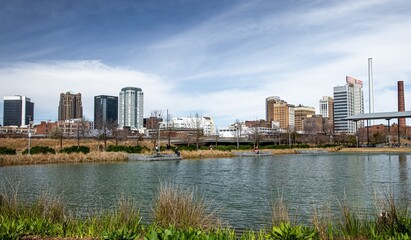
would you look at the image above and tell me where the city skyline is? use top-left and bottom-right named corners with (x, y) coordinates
top-left (0, 0), bottom-right (410, 127)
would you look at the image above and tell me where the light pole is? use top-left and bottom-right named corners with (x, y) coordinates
top-left (157, 114), bottom-right (161, 153)
top-left (235, 123), bottom-right (240, 150)
top-left (28, 116), bottom-right (32, 155)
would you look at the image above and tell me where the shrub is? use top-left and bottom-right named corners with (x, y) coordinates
top-left (23, 146), bottom-right (55, 155)
top-left (60, 146), bottom-right (90, 154)
top-left (0, 147), bottom-right (16, 155)
top-left (106, 145), bottom-right (145, 153)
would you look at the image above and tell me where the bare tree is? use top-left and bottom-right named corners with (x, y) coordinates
top-left (235, 119), bottom-right (242, 150)
top-left (150, 110), bottom-right (163, 151)
top-left (189, 113), bottom-right (203, 150)
top-left (248, 125), bottom-right (262, 149)
top-left (96, 119), bottom-right (118, 150)
top-left (49, 126), bottom-right (64, 151)
top-left (303, 119), bottom-right (318, 145)
top-left (76, 118), bottom-right (90, 148)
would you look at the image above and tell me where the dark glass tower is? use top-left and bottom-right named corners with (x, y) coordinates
top-left (94, 95), bottom-right (118, 129)
top-left (3, 96), bottom-right (34, 127)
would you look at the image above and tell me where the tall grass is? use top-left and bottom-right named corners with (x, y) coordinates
top-left (0, 186), bottom-right (142, 239)
top-left (270, 195), bottom-right (290, 226)
top-left (1, 183), bottom-right (411, 239)
top-left (152, 182), bottom-right (221, 230)
top-left (180, 150), bottom-right (234, 159)
top-left (0, 152), bottom-right (128, 166)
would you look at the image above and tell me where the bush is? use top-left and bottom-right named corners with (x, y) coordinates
top-left (106, 145), bottom-right (145, 153)
top-left (60, 146), bottom-right (90, 154)
top-left (23, 146), bottom-right (55, 155)
top-left (0, 147), bottom-right (16, 155)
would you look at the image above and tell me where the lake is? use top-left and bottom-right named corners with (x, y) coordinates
top-left (1, 152), bottom-right (410, 229)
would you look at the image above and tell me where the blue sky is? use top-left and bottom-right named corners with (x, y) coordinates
top-left (1, 0), bottom-right (411, 127)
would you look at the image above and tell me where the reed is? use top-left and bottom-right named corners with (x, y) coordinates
top-left (270, 149), bottom-right (298, 154)
top-left (270, 195), bottom-right (291, 226)
top-left (0, 152), bottom-right (128, 166)
top-left (152, 182), bottom-right (221, 230)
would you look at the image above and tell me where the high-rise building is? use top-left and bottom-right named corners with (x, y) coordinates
top-left (294, 105), bottom-right (315, 132)
top-left (3, 95), bottom-right (34, 127)
top-left (58, 92), bottom-right (83, 120)
top-left (319, 96), bottom-right (334, 131)
top-left (119, 87), bottom-right (144, 130)
top-left (266, 96), bottom-right (295, 130)
top-left (333, 76), bottom-right (364, 133)
top-left (94, 95), bottom-right (118, 129)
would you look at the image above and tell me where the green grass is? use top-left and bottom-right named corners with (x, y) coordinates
top-left (1, 183), bottom-right (411, 239)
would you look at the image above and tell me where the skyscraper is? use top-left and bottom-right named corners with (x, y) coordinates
top-left (294, 105), bottom-right (315, 132)
top-left (3, 95), bottom-right (34, 127)
top-left (319, 96), bottom-right (334, 131)
top-left (58, 92), bottom-right (83, 120)
top-left (333, 77), bottom-right (364, 133)
top-left (266, 96), bottom-right (295, 130)
top-left (119, 87), bottom-right (144, 130)
top-left (94, 95), bottom-right (118, 129)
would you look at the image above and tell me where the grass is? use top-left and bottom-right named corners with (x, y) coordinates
top-left (180, 149), bottom-right (234, 159)
top-left (2, 180), bottom-right (411, 239)
top-left (152, 182), bottom-right (221, 230)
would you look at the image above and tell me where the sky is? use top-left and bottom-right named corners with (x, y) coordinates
top-left (1, 0), bottom-right (411, 128)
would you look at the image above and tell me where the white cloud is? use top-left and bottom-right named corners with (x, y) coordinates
top-left (0, 60), bottom-right (174, 122)
top-left (1, 0), bottom-right (411, 128)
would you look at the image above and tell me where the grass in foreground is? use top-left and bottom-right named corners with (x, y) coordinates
top-left (1, 183), bottom-right (411, 239)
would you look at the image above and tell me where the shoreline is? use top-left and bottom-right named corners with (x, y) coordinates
top-left (1, 147), bottom-right (410, 167)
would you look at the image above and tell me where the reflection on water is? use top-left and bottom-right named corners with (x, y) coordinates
top-left (1, 153), bottom-right (410, 229)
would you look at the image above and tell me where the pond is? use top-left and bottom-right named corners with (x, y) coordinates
top-left (1, 152), bottom-right (410, 229)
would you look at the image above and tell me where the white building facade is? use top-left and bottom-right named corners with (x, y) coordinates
top-left (118, 87), bottom-right (144, 130)
top-left (160, 116), bottom-right (216, 136)
top-left (333, 77), bottom-right (364, 134)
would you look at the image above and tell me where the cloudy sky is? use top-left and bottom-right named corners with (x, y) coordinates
top-left (1, 0), bottom-right (410, 127)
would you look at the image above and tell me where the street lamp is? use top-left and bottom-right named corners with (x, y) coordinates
top-left (28, 116), bottom-right (32, 155)
top-left (157, 114), bottom-right (161, 154)
top-left (235, 123), bottom-right (240, 150)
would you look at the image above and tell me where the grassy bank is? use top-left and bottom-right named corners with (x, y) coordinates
top-left (338, 147), bottom-right (411, 153)
top-left (1, 183), bottom-right (411, 240)
top-left (0, 152), bottom-right (128, 166)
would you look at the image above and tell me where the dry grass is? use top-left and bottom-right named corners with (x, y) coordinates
top-left (152, 182), bottom-right (221, 230)
top-left (270, 149), bottom-right (298, 154)
top-left (271, 195), bottom-right (291, 226)
top-left (180, 150), bottom-right (234, 159)
top-left (338, 147), bottom-right (411, 153)
top-left (0, 152), bottom-right (128, 166)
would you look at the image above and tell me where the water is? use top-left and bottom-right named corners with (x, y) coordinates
top-left (1, 152), bottom-right (410, 229)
